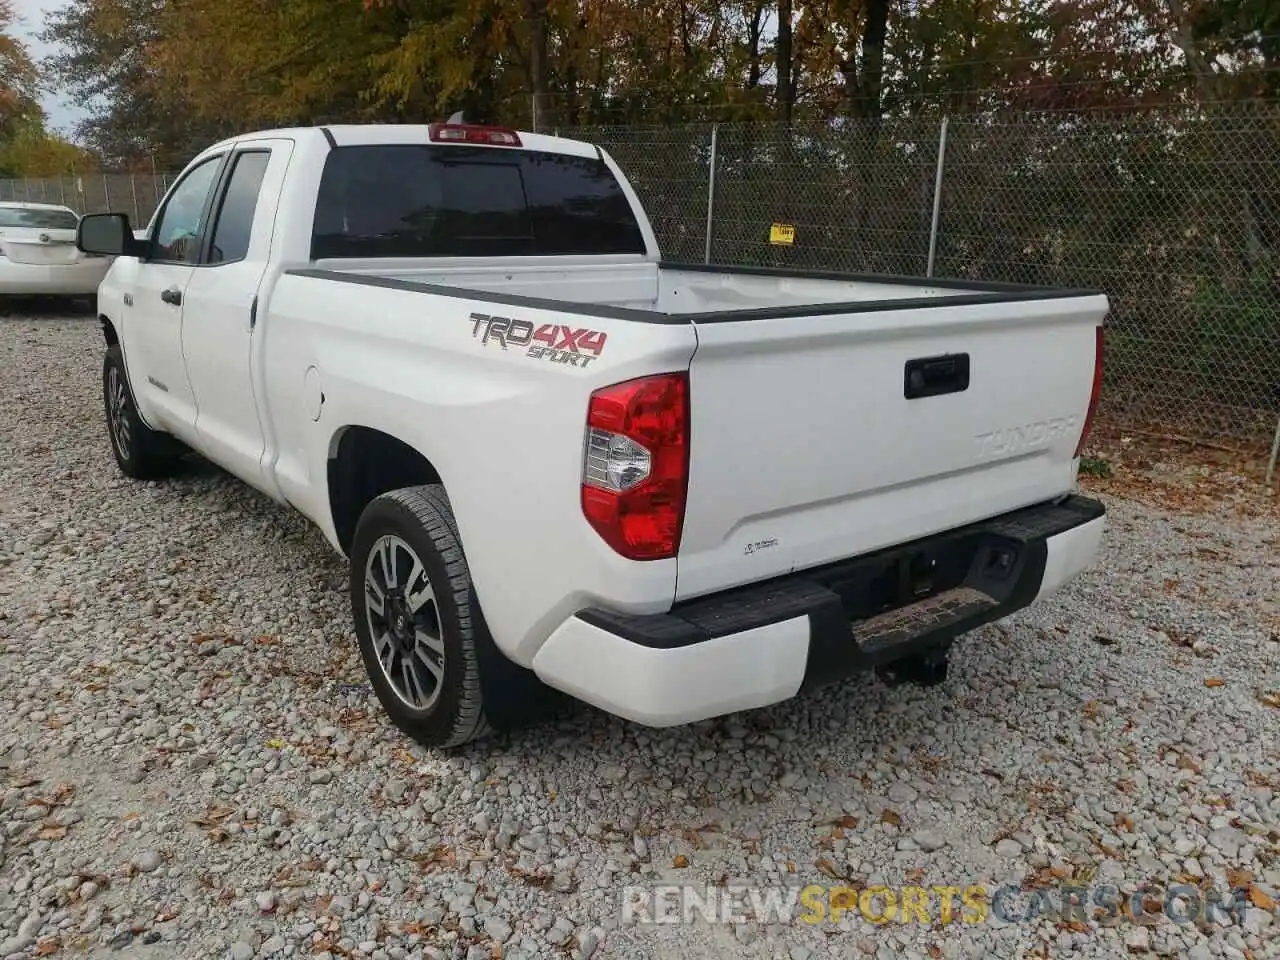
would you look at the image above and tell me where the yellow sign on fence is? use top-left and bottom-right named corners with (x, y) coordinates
top-left (769, 223), bottom-right (796, 245)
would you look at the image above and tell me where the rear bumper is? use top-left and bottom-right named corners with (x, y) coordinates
top-left (531, 494), bottom-right (1106, 727)
top-left (0, 259), bottom-right (109, 296)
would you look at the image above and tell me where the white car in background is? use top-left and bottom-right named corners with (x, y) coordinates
top-left (0, 201), bottom-right (113, 300)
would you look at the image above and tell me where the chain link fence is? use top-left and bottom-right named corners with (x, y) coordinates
top-left (0, 173), bottom-right (171, 228)
top-left (583, 111), bottom-right (1280, 455)
top-left (3, 109), bottom-right (1277, 457)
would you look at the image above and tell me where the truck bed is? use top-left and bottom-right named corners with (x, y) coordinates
top-left (280, 258), bottom-right (1106, 605)
top-left (294, 259), bottom-right (1103, 321)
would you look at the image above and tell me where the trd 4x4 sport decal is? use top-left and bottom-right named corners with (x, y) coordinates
top-left (468, 312), bottom-right (607, 368)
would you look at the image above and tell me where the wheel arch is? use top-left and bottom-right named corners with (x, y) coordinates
top-left (326, 424), bottom-right (445, 556)
top-left (100, 314), bottom-right (120, 348)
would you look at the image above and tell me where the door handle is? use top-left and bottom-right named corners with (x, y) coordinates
top-left (160, 288), bottom-right (182, 306)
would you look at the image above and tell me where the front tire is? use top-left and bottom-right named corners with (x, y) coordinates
top-left (349, 485), bottom-right (493, 749)
top-left (103, 346), bottom-right (184, 480)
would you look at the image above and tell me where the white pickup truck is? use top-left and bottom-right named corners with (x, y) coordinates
top-left (76, 121), bottom-right (1109, 749)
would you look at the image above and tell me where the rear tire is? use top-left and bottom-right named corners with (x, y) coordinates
top-left (349, 485), bottom-right (494, 749)
top-left (103, 346), bottom-right (185, 480)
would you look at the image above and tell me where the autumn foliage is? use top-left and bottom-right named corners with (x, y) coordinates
top-left (15, 0), bottom-right (1276, 167)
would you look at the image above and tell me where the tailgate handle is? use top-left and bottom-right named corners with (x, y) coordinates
top-left (904, 353), bottom-right (970, 399)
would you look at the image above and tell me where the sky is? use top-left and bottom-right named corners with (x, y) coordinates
top-left (10, 0), bottom-right (86, 136)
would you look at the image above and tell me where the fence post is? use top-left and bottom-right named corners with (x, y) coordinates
top-left (103, 174), bottom-right (111, 214)
top-left (704, 123), bottom-right (719, 265)
top-left (130, 175), bottom-right (140, 224)
top-left (1267, 414), bottom-right (1280, 487)
top-left (926, 116), bottom-right (949, 278)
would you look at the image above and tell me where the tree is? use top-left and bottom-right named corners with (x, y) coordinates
top-left (0, 114), bottom-right (97, 176)
top-left (0, 0), bottom-right (41, 157)
top-left (40, 0), bottom-right (212, 166)
top-left (33, 0), bottom-right (1280, 164)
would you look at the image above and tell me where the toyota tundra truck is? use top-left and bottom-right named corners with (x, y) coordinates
top-left (75, 121), bottom-right (1109, 749)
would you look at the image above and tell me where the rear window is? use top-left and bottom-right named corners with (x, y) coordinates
top-left (0, 206), bottom-right (79, 229)
top-left (311, 145), bottom-right (646, 259)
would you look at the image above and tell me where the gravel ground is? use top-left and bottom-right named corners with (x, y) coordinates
top-left (1, 312), bottom-right (1278, 960)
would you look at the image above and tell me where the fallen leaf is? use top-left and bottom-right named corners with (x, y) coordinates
top-left (1249, 886), bottom-right (1276, 911)
top-left (905, 867), bottom-right (926, 883)
top-left (35, 938), bottom-right (61, 956)
top-left (880, 808), bottom-right (902, 827)
top-left (1205, 677), bottom-right (1226, 688)
top-left (413, 845), bottom-right (455, 872)
top-left (1258, 692), bottom-right (1280, 709)
top-left (836, 815), bottom-right (858, 830)
top-left (672, 855), bottom-right (689, 868)
top-left (47, 783), bottom-right (75, 807)
top-left (815, 859), bottom-right (843, 880)
top-left (1228, 869), bottom-right (1255, 887)
top-left (1093, 635), bottom-right (1118, 646)
top-left (266, 738), bottom-right (286, 749)
top-left (38, 824), bottom-right (68, 841)
top-left (509, 868), bottom-right (551, 888)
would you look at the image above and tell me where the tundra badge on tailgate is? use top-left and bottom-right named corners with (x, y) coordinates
top-left (974, 416), bottom-right (1080, 459)
top-left (468, 312), bottom-right (607, 368)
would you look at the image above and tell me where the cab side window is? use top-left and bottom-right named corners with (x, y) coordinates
top-left (208, 151), bottom-right (271, 265)
top-left (152, 156), bottom-right (222, 263)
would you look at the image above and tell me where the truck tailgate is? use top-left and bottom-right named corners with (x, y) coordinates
top-left (675, 292), bottom-right (1108, 601)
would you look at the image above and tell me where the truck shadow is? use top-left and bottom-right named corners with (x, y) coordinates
top-left (0, 295), bottom-right (96, 317)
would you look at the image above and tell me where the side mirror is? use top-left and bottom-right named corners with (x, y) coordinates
top-left (77, 213), bottom-right (149, 258)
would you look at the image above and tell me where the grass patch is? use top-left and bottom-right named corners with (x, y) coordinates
top-left (1079, 456), bottom-right (1113, 478)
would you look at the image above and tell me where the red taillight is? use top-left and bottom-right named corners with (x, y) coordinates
top-left (1075, 325), bottom-right (1105, 458)
top-left (581, 373), bottom-right (689, 561)
top-left (427, 123), bottom-right (522, 147)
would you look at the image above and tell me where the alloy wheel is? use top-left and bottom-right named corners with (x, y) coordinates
top-left (363, 534), bottom-right (446, 711)
top-left (108, 366), bottom-right (132, 461)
